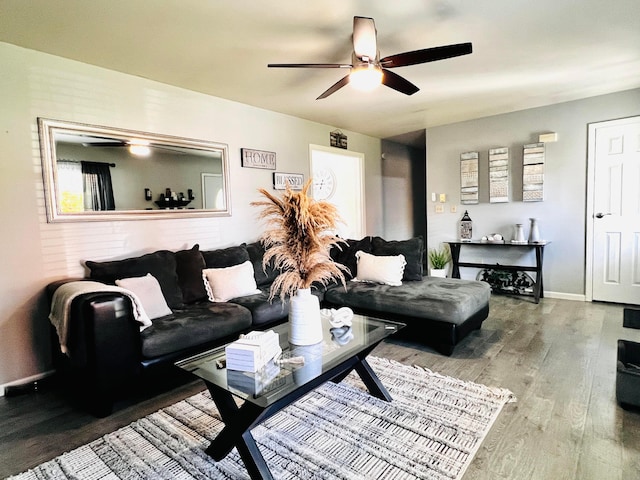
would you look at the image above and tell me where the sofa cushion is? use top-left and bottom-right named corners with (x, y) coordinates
top-left (202, 261), bottom-right (261, 302)
top-left (329, 236), bottom-right (373, 280)
top-left (175, 244), bottom-right (207, 304)
top-left (246, 241), bottom-right (279, 287)
top-left (86, 250), bottom-right (183, 308)
top-left (371, 236), bottom-right (424, 281)
top-left (115, 273), bottom-right (172, 320)
top-left (353, 251), bottom-right (406, 286)
top-left (140, 302), bottom-right (253, 359)
top-left (201, 245), bottom-right (250, 269)
top-left (324, 276), bottom-right (490, 325)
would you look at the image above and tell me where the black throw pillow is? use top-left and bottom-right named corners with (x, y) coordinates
top-left (329, 236), bottom-right (373, 280)
top-left (86, 249), bottom-right (183, 308)
top-left (245, 241), bottom-right (279, 287)
top-left (201, 244), bottom-right (250, 269)
top-left (371, 236), bottom-right (424, 281)
top-left (175, 244), bottom-right (207, 304)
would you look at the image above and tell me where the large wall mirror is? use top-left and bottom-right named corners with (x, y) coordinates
top-left (38, 118), bottom-right (231, 222)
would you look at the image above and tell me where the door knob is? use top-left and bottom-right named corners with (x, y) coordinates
top-left (595, 212), bottom-right (612, 218)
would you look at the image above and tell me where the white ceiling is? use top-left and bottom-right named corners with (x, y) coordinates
top-left (2, 0), bottom-right (639, 142)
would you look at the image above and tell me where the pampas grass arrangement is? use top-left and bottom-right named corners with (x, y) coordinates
top-left (252, 179), bottom-right (348, 301)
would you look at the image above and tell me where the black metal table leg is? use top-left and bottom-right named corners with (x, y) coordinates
top-left (450, 243), bottom-right (462, 278)
top-left (205, 385), bottom-right (272, 479)
top-left (534, 245), bottom-right (545, 303)
top-left (354, 358), bottom-right (393, 401)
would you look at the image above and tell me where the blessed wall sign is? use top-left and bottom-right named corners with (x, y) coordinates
top-left (241, 148), bottom-right (276, 170)
top-left (273, 172), bottom-right (304, 190)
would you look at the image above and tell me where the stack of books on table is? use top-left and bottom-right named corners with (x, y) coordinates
top-left (225, 330), bottom-right (281, 372)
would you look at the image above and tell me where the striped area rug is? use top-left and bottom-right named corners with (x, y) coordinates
top-left (11, 357), bottom-right (515, 480)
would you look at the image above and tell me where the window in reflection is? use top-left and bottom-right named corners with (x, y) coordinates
top-left (57, 161), bottom-right (84, 213)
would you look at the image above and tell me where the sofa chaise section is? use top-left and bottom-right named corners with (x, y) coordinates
top-left (324, 276), bottom-right (490, 355)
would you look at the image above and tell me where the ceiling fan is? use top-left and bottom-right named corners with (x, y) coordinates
top-left (78, 137), bottom-right (191, 156)
top-left (268, 16), bottom-right (472, 99)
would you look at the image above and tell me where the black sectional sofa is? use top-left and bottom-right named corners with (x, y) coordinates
top-left (47, 236), bottom-right (490, 415)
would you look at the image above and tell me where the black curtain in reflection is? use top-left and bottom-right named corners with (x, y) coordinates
top-left (81, 161), bottom-right (115, 211)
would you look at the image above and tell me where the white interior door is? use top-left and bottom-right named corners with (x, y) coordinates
top-left (588, 116), bottom-right (640, 305)
top-left (310, 144), bottom-right (365, 239)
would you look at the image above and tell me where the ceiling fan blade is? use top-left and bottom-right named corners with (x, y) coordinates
top-left (82, 141), bottom-right (127, 147)
top-left (268, 63), bottom-right (351, 69)
top-left (380, 42), bottom-right (472, 68)
top-left (353, 16), bottom-right (377, 60)
top-left (316, 75), bottom-right (350, 99)
top-left (381, 69), bottom-right (419, 96)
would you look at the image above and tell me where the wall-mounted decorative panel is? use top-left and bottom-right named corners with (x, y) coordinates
top-left (489, 147), bottom-right (509, 203)
top-left (460, 151), bottom-right (479, 204)
top-left (523, 142), bottom-right (545, 202)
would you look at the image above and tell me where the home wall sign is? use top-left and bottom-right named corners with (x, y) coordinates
top-left (489, 147), bottom-right (509, 203)
top-left (241, 148), bottom-right (276, 170)
top-left (273, 172), bottom-right (304, 190)
top-left (522, 142), bottom-right (545, 202)
top-left (460, 151), bottom-right (479, 205)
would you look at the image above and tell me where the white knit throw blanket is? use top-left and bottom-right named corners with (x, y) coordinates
top-left (49, 281), bottom-right (152, 354)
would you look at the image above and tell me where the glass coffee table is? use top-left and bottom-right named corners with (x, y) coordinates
top-left (176, 314), bottom-right (404, 480)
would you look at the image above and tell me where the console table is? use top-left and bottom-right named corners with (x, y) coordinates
top-left (446, 241), bottom-right (550, 303)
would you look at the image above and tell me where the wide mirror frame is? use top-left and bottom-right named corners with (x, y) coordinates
top-left (38, 118), bottom-right (232, 222)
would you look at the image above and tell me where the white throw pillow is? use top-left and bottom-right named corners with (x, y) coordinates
top-left (353, 250), bottom-right (406, 286)
top-left (115, 273), bottom-right (172, 320)
top-left (202, 260), bottom-right (261, 302)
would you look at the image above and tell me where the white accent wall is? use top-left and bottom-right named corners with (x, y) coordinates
top-left (0, 43), bottom-right (382, 388)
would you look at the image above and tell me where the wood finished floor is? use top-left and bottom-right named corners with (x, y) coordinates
top-left (1, 295), bottom-right (639, 479)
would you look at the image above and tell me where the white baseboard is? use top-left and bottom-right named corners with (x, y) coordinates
top-left (0, 369), bottom-right (56, 397)
top-left (544, 291), bottom-right (587, 302)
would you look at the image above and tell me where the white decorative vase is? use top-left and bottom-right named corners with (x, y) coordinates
top-left (430, 268), bottom-right (447, 278)
top-left (288, 288), bottom-right (323, 346)
top-left (528, 218), bottom-right (541, 243)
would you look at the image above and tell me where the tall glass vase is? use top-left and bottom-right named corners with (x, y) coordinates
top-left (288, 288), bottom-right (323, 345)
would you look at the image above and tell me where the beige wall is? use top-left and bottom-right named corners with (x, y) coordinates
top-left (0, 43), bottom-right (382, 389)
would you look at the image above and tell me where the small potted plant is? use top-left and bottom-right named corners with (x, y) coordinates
top-left (428, 245), bottom-right (451, 278)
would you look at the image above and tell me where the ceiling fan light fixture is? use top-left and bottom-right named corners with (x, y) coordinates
top-left (349, 64), bottom-right (383, 92)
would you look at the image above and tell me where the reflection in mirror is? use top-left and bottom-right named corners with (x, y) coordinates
top-left (38, 118), bottom-right (231, 222)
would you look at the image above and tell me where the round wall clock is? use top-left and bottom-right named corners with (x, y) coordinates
top-left (312, 168), bottom-right (336, 200)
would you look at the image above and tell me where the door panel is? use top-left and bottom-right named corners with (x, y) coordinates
top-left (591, 116), bottom-right (640, 304)
top-left (310, 145), bottom-right (365, 240)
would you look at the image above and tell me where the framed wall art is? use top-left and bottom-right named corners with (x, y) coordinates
top-left (329, 130), bottom-right (347, 149)
top-left (522, 143), bottom-right (545, 202)
top-left (489, 147), bottom-right (509, 203)
top-left (460, 151), bottom-right (479, 204)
